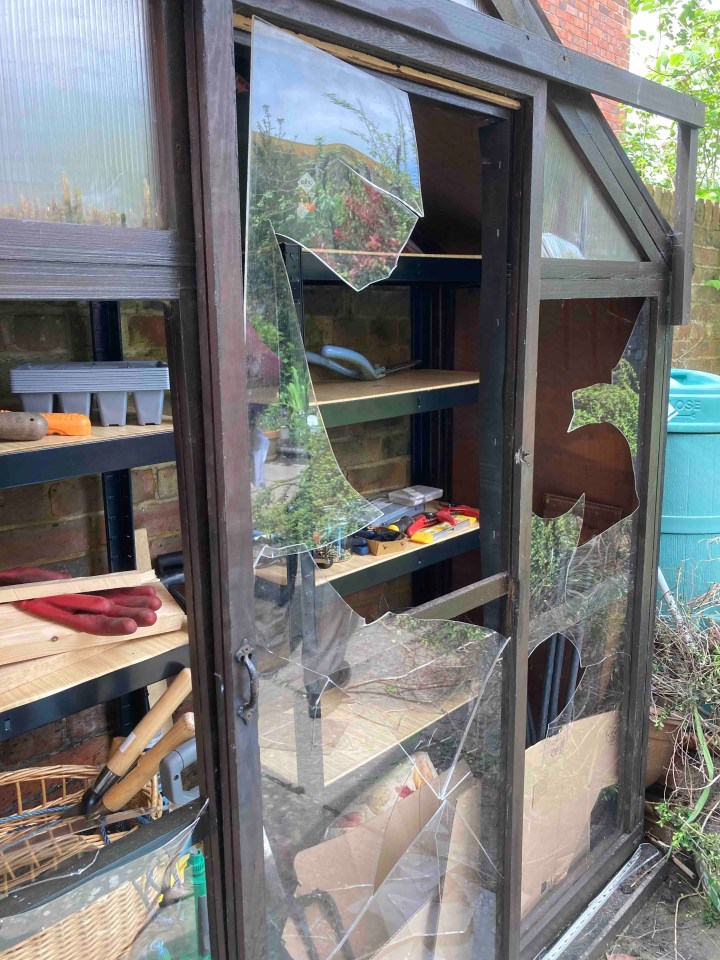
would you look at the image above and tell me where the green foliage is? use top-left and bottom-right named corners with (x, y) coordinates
top-left (622, 0), bottom-right (720, 200)
top-left (571, 360), bottom-right (640, 458)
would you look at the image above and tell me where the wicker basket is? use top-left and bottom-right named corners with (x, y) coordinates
top-left (0, 764), bottom-right (161, 895)
top-left (0, 764), bottom-right (166, 960)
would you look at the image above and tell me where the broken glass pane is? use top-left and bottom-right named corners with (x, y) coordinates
top-left (248, 18), bottom-right (422, 291)
top-left (246, 18), bottom-right (429, 555)
top-left (254, 553), bottom-right (508, 960)
top-left (542, 114), bottom-right (641, 260)
top-left (524, 300), bottom-right (648, 922)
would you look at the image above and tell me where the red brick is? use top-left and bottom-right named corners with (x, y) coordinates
top-left (50, 476), bottom-right (102, 519)
top-left (1, 720), bottom-right (67, 766)
top-left (0, 484), bottom-right (52, 529)
top-left (0, 515), bottom-right (103, 567)
top-left (156, 465), bottom-right (178, 501)
top-left (132, 466), bottom-right (157, 503)
top-left (4, 316), bottom-right (69, 354)
top-left (51, 734), bottom-right (111, 768)
top-left (131, 499), bottom-right (181, 539)
top-left (149, 533), bottom-right (183, 559)
top-left (65, 704), bottom-right (111, 740)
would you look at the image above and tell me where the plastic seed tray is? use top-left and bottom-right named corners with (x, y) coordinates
top-left (10, 362), bottom-right (170, 426)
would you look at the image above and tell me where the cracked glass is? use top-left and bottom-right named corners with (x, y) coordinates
top-left (255, 554), bottom-right (508, 960)
top-left (246, 17), bottom-right (430, 557)
top-left (246, 20), bottom-right (508, 960)
top-left (523, 299), bottom-right (649, 918)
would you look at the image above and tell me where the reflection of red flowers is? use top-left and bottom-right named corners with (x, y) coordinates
top-left (395, 785), bottom-right (414, 799)
top-left (335, 812), bottom-right (363, 828)
top-left (306, 201), bottom-right (316, 212)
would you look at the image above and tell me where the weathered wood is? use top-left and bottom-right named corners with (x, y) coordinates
top-left (236, 0), bottom-right (705, 125)
top-left (410, 573), bottom-right (508, 619)
top-left (233, 12), bottom-right (521, 109)
top-left (671, 125), bottom-right (699, 325)
top-left (540, 277), bottom-right (667, 299)
top-left (502, 83), bottom-right (548, 960)
top-left (540, 260), bottom-right (666, 280)
top-left (313, 370), bottom-right (479, 405)
top-left (0, 569), bottom-right (158, 604)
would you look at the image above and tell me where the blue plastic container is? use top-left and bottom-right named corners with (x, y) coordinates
top-left (660, 368), bottom-right (720, 602)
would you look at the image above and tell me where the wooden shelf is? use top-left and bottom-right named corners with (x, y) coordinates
top-left (315, 369), bottom-right (480, 427)
top-left (256, 523), bottom-right (480, 597)
top-left (0, 420), bottom-right (175, 488)
top-left (0, 629), bottom-right (189, 740)
top-left (260, 672), bottom-right (473, 788)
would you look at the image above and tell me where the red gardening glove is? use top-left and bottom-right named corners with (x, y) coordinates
top-left (16, 586), bottom-right (161, 637)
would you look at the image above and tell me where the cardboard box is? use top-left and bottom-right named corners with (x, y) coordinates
top-left (282, 763), bottom-right (472, 960)
top-left (367, 537), bottom-right (406, 557)
top-left (522, 710), bottom-right (619, 917)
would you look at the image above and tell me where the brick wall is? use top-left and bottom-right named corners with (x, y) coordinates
top-left (537, 0), bottom-right (631, 130)
top-left (644, 188), bottom-right (720, 373)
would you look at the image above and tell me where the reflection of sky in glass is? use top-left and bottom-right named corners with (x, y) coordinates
top-left (0, 0), bottom-right (158, 225)
top-left (250, 18), bottom-right (421, 197)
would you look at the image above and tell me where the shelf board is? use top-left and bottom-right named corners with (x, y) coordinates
top-left (297, 248), bottom-right (483, 285)
top-left (0, 629), bottom-right (189, 741)
top-left (260, 671), bottom-right (473, 788)
top-left (0, 420), bottom-right (175, 489)
top-left (256, 524), bottom-right (480, 597)
top-left (316, 369), bottom-right (479, 426)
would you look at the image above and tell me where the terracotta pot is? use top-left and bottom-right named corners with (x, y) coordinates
top-left (645, 707), bottom-right (683, 787)
top-left (262, 429), bottom-right (280, 461)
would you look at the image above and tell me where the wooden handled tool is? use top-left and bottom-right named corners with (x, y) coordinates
top-left (81, 667), bottom-right (192, 814)
top-left (0, 412), bottom-right (48, 441)
top-left (103, 713), bottom-right (195, 812)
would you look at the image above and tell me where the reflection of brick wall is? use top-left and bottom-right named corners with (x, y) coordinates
top-left (0, 301), bottom-right (181, 772)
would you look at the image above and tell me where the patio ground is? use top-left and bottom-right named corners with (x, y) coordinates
top-left (609, 867), bottom-right (720, 960)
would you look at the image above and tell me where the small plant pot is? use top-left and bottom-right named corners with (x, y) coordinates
top-left (646, 706), bottom-right (683, 787)
top-left (262, 429), bottom-right (280, 461)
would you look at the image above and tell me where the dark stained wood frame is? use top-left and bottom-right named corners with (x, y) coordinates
top-left (198, 6), bottom-right (693, 960)
top-left (233, 0), bottom-right (703, 125)
top-left (0, 0), bottom-right (696, 958)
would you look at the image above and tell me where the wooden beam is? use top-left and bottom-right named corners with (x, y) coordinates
top-left (670, 124), bottom-right (699, 325)
top-left (410, 573), bottom-right (508, 619)
top-left (236, 0), bottom-right (705, 126)
top-left (233, 13), bottom-right (521, 110)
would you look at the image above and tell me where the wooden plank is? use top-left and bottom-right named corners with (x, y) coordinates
top-left (0, 628), bottom-right (188, 712)
top-left (313, 369), bottom-right (479, 405)
top-left (0, 583), bottom-right (185, 665)
top-left (411, 573), bottom-right (508, 619)
top-left (233, 13), bottom-right (521, 110)
top-left (134, 529), bottom-right (153, 574)
top-left (0, 420), bottom-right (173, 458)
top-left (0, 569), bottom-right (158, 604)
top-left (236, 0), bottom-right (705, 126)
top-left (540, 260), bottom-right (666, 281)
top-left (0, 647), bottom-right (101, 689)
top-left (671, 124), bottom-right (699, 325)
top-left (540, 277), bottom-right (666, 300)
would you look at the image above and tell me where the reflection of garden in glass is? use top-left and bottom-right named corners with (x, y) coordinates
top-left (245, 18), bottom-right (426, 555)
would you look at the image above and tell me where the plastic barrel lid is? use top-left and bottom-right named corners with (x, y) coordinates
top-left (668, 367), bottom-right (720, 433)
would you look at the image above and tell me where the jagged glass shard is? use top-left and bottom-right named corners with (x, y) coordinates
top-left (254, 554), bottom-right (508, 959)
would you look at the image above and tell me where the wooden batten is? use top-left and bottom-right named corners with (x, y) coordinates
top-left (233, 13), bottom-right (521, 111)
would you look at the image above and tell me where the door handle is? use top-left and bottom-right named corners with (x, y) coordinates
top-left (236, 643), bottom-right (259, 723)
